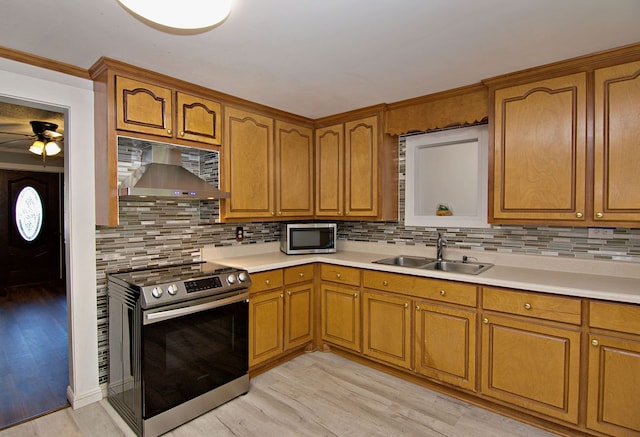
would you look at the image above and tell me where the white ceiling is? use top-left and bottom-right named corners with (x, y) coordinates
top-left (2, 0), bottom-right (640, 120)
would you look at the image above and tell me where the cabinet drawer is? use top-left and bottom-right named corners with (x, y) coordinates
top-left (483, 287), bottom-right (581, 325)
top-left (320, 264), bottom-right (360, 286)
top-left (284, 264), bottom-right (314, 285)
top-left (249, 270), bottom-right (283, 293)
top-left (590, 300), bottom-right (640, 336)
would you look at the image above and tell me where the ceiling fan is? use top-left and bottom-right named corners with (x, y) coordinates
top-left (0, 120), bottom-right (64, 166)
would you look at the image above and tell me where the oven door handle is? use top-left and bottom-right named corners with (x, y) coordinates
top-left (143, 292), bottom-right (249, 325)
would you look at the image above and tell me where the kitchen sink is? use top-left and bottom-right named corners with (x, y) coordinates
top-left (372, 255), bottom-right (435, 268)
top-left (421, 260), bottom-right (493, 275)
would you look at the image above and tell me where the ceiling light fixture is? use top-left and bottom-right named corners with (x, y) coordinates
top-left (116, 0), bottom-right (233, 31)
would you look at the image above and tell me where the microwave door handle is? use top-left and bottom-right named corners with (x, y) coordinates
top-left (143, 292), bottom-right (249, 325)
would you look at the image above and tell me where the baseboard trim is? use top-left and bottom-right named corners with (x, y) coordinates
top-left (67, 385), bottom-right (103, 410)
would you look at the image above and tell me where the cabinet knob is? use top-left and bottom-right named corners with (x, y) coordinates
top-left (576, 212), bottom-right (583, 218)
top-left (298, 272), bottom-right (304, 278)
top-left (591, 339), bottom-right (599, 346)
top-left (404, 303), bottom-right (408, 308)
top-left (280, 294), bottom-right (283, 298)
top-left (167, 129), bottom-right (172, 135)
top-left (439, 289), bottom-right (446, 296)
top-left (596, 212), bottom-right (604, 219)
top-left (179, 131), bottom-right (185, 137)
top-left (278, 211), bottom-right (282, 216)
top-left (482, 318), bottom-right (489, 324)
top-left (265, 279), bottom-right (270, 285)
top-left (524, 303), bottom-right (532, 310)
top-left (287, 291), bottom-right (291, 296)
top-left (382, 280), bottom-right (388, 286)
top-left (336, 273), bottom-right (341, 279)
top-left (353, 293), bottom-right (358, 298)
top-left (345, 211), bottom-right (349, 215)
top-left (415, 305), bottom-right (420, 311)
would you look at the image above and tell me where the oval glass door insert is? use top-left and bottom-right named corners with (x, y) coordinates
top-left (15, 186), bottom-right (44, 242)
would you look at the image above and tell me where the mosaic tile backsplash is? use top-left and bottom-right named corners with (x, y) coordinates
top-left (94, 136), bottom-right (639, 384)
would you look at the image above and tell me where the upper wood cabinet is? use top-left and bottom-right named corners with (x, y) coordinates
top-left (490, 72), bottom-right (587, 223)
top-left (488, 49), bottom-right (640, 227)
top-left (222, 107), bottom-right (275, 220)
top-left (315, 110), bottom-right (397, 221)
top-left (593, 60), bottom-right (640, 224)
top-left (275, 120), bottom-right (314, 218)
top-left (115, 76), bottom-right (222, 146)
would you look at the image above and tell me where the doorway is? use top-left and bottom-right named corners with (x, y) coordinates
top-left (0, 102), bottom-right (68, 429)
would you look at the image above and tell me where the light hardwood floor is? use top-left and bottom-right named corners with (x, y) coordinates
top-left (0, 352), bottom-right (558, 437)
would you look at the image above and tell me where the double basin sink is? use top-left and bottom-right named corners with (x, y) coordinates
top-left (373, 255), bottom-right (493, 275)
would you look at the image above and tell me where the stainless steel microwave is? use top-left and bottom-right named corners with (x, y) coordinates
top-left (280, 223), bottom-right (337, 255)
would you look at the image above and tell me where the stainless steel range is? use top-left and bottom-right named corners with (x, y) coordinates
top-left (107, 262), bottom-right (251, 437)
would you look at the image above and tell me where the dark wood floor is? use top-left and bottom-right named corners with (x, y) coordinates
top-left (0, 281), bottom-right (69, 430)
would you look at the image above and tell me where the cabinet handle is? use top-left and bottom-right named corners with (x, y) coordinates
top-left (415, 305), bottom-right (420, 311)
top-left (179, 131), bottom-right (185, 137)
top-left (298, 272), bottom-right (304, 278)
top-left (576, 212), bottom-right (583, 218)
top-left (336, 273), bottom-right (341, 279)
top-left (524, 303), bottom-right (532, 310)
top-left (167, 129), bottom-right (172, 135)
top-left (265, 279), bottom-right (270, 285)
top-left (287, 291), bottom-right (291, 296)
top-left (596, 212), bottom-right (604, 219)
top-left (404, 303), bottom-right (408, 308)
top-left (591, 339), bottom-right (599, 346)
top-left (345, 211), bottom-right (349, 215)
top-left (353, 293), bottom-right (358, 298)
top-left (280, 294), bottom-right (283, 298)
top-left (482, 318), bottom-right (489, 324)
top-left (382, 280), bottom-right (388, 286)
top-left (439, 289), bottom-right (446, 296)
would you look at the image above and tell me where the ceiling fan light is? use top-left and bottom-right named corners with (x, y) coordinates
top-left (117, 0), bottom-right (232, 30)
top-left (29, 140), bottom-right (45, 155)
top-left (45, 141), bottom-right (62, 156)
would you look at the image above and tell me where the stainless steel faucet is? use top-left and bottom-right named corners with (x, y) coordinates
top-left (436, 232), bottom-right (447, 261)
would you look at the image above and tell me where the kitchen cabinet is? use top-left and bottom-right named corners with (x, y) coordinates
top-left (320, 264), bottom-right (361, 352)
top-left (115, 76), bottom-right (222, 145)
top-left (361, 290), bottom-right (412, 369)
top-left (223, 106), bottom-right (275, 220)
top-left (363, 269), bottom-right (477, 390)
top-left (593, 60), bottom-right (640, 224)
top-left (275, 120), bottom-right (314, 218)
top-left (480, 287), bottom-right (582, 424)
top-left (315, 110), bottom-right (397, 220)
top-left (586, 300), bottom-right (640, 436)
top-left (490, 72), bottom-right (587, 223)
top-left (249, 266), bottom-right (314, 368)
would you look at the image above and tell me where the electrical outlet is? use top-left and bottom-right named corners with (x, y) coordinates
top-left (588, 227), bottom-right (614, 239)
top-left (236, 226), bottom-right (244, 241)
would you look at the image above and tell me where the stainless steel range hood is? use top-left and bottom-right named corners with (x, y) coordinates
top-left (119, 144), bottom-right (230, 200)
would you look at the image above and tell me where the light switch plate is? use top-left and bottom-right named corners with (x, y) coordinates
top-left (588, 227), bottom-right (614, 238)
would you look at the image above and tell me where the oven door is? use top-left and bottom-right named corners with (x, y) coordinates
top-left (141, 292), bottom-right (249, 419)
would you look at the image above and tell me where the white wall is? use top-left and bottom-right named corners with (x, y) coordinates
top-left (0, 58), bottom-right (101, 408)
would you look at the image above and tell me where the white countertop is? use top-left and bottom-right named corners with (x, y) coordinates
top-left (202, 241), bottom-right (640, 304)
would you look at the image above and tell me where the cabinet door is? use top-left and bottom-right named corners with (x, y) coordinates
top-left (320, 283), bottom-right (360, 352)
top-left (315, 124), bottom-right (344, 217)
top-left (481, 313), bottom-right (580, 424)
top-left (176, 92), bottom-right (222, 145)
top-left (344, 116), bottom-right (378, 218)
top-left (492, 73), bottom-right (587, 222)
top-left (249, 289), bottom-right (284, 367)
top-left (362, 291), bottom-right (411, 369)
top-left (115, 76), bottom-right (173, 137)
top-left (284, 282), bottom-right (313, 350)
top-left (586, 334), bottom-right (640, 436)
top-left (275, 120), bottom-right (314, 217)
top-left (593, 60), bottom-right (640, 223)
top-left (223, 107), bottom-right (274, 219)
top-left (415, 301), bottom-right (476, 391)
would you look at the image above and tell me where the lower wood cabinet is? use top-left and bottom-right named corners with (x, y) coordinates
top-left (587, 300), bottom-right (640, 436)
top-left (320, 282), bottom-right (361, 352)
top-left (480, 311), bottom-right (581, 424)
top-left (249, 267), bottom-right (313, 368)
top-left (415, 301), bottom-right (477, 391)
top-left (362, 290), bottom-right (411, 369)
